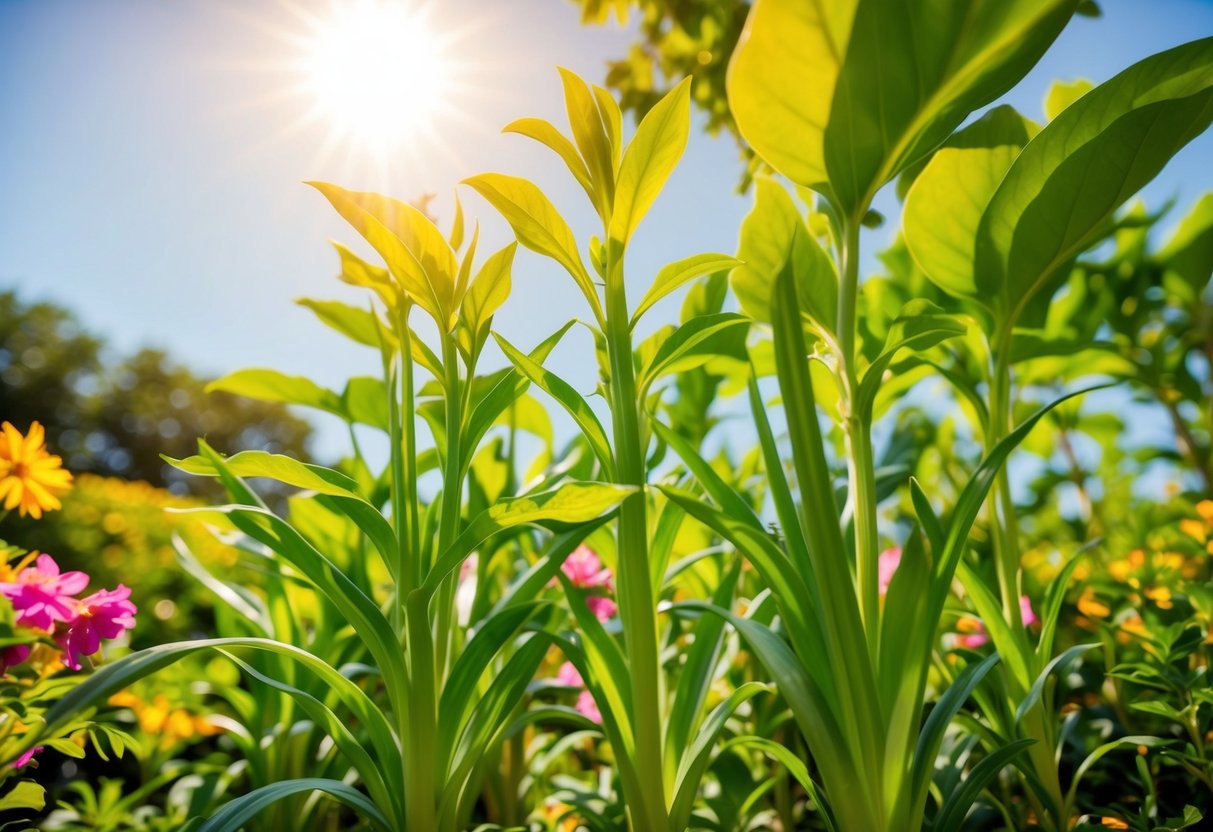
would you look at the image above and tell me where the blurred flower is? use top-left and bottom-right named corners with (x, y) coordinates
top-left (0, 553), bottom-right (89, 630)
top-left (586, 595), bottom-right (618, 620)
top-left (57, 585), bottom-right (137, 670)
top-left (0, 421), bottom-right (73, 519)
top-left (878, 546), bottom-right (902, 596)
top-left (1078, 587), bottom-right (1110, 619)
top-left (1020, 595), bottom-right (1038, 628)
top-left (953, 616), bottom-right (989, 649)
top-left (558, 545), bottom-right (617, 622)
top-left (13, 746), bottom-right (42, 769)
top-left (554, 661), bottom-right (602, 724)
top-left (0, 643), bottom-right (30, 673)
top-left (562, 545), bottom-right (613, 589)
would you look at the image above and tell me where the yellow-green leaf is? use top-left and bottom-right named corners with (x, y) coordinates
top-left (610, 77), bottom-right (692, 245)
top-left (631, 252), bottom-right (741, 327)
top-left (463, 172), bottom-right (604, 324)
top-left (1043, 78), bottom-right (1094, 120)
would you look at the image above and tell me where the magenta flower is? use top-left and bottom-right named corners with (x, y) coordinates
top-left (878, 547), bottom-right (902, 596)
top-left (13, 746), bottom-right (42, 769)
top-left (561, 545), bottom-right (613, 589)
top-left (57, 585), bottom-right (137, 671)
top-left (0, 643), bottom-right (30, 673)
top-left (0, 553), bottom-right (89, 630)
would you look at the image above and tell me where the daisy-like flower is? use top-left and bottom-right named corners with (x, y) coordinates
top-left (0, 421), bottom-right (73, 519)
top-left (0, 553), bottom-right (89, 630)
top-left (57, 585), bottom-right (137, 671)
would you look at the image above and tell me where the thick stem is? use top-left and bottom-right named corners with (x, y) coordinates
top-left (836, 217), bottom-right (881, 658)
top-left (435, 336), bottom-right (464, 679)
top-left (605, 243), bottom-right (669, 831)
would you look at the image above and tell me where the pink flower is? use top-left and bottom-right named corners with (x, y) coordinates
top-left (57, 585), bottom-right (137, 671)
top-left (586, 595), bottom-right (617, 621)
top-left (0, 553), bottom-right (89, 630)
top-left (0, 643), bottom-right (30, 673)
top-left (1019, 595), bottom-right (1038, 628)
top-left (13, 746), bottom-right (42, 769)
top-left (556, 661), bottom-right (583, 688)
top-left (575, 690), bottom-right (602, 724)
top-left (561, 545), bottom-right (613, 589)
top-left (952, 617), bottom-right (989, 649)
top-left (878, 547), bottom-right (902, 596)
top-left (554, 662), bottom-right (602, 724)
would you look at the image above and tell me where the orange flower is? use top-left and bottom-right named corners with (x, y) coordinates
top-left (0, 421), bottom-right (73, 519)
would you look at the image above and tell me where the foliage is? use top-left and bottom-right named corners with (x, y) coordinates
top-left (10, 4), bottom-right (1213, 832)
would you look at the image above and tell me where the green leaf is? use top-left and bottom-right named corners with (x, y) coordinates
top-left (503, 117), bottom-right (596, 209)
top-left (309, 182), bottom-right (457, 329)
top-left (728, 0), bottom-right (856, 191)
top-left (731, 178), bottom-right (837, 329)
top-left (0, 781), bottom-right (45, 813)
top-left (493, 332), bottom-right (615, 477)
top-left (855, 299), bottom-right (967, 420)
top-left (461, 242), bottom-right (516, 356)
top-left (205, 368), bottom-right (342, 414)
top-left (668, 682), bottom-right (770, 831)
top-left (932, 739), bottom-right (1036, 832)
top-left (422, 483), bottom-right (634, 597)
top-left (609, 77), bottom-right (692, 245)
top-left (463, 173), bottom-right (604, 325)
top-left (332, 241), bottom-right (395, 306)
top-left (1159, 192), bottom-right (1213, 298)
top-left (638, 313), bottom-right (749, 391)
top-left (197, 779), bottom-right (391, 832)
top-left (903, 106), bottom-right (1039, 301)
top-left (824, 0), bottom-right (1076, 214)
top-left (166, 450), bottom-right (362, 501)
top-left (909, 652), bottom-right (1002, 817)
top-left (296, 298), bottom-right (388, 349)
top-left (1043, 78), bottom-right (1094, 120)
top-left (558, 67), bottom-right (615, 220)
top-left (631, 252), bottom-right (741, 327)
top-left (978, 38), bottom-right (1213, 318)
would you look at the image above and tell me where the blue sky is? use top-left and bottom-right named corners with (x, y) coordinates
top-left (2, 0), bottom-right (1211, 464)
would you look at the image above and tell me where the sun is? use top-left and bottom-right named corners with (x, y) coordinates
top-left (300, 1), bottom-right (456, 153)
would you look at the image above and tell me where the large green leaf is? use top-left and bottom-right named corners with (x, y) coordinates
top-left (903, 106), bottom-right (1039, 301)
top-left (609, 77), bottom-right (692, 245)
top-left (824, 0), bottom-right (1076, 213)
top-left (206, 368), bottom-right (342, 414)
top-left (978, 38), bottom-right (1213, 318)
top-left (166, 450), bottom-right (362, 502)
top-left (731, 177), bottom-right (837, 329)
top-left (728, 0), bottom-right (856, 192)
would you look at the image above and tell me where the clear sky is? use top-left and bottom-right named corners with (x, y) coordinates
top-left (2, 0), bottom-right (1212, 462)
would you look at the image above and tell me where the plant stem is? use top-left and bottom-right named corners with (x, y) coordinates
top-left (988, 328), bottom-right (1024, 630)
top-left (836, 216), bottom-right (880, 659)
top-left (604, 242), bottom-right (669, 832)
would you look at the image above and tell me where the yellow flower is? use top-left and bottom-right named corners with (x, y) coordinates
top-left (0, 421), bottom-right (72, 519)
top-left (1180, 518), bottom-right (1207, 543)
top-left (1077, 588), bottom-right (1110, 619)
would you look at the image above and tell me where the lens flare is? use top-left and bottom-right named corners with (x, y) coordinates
top-left (300, 1), bottom-right (455, 153)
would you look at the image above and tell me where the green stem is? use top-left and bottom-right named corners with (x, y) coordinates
top-left (435, 335), bottom-right (465, 680)
top-left (988, 327), bottom-right (1024, 630)
top-left (836, 216), bottom-right (880, 660)
top-left (405, 590), bottom-right (439, 831)
top-left (605, 242), bottom-right (669, 832)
